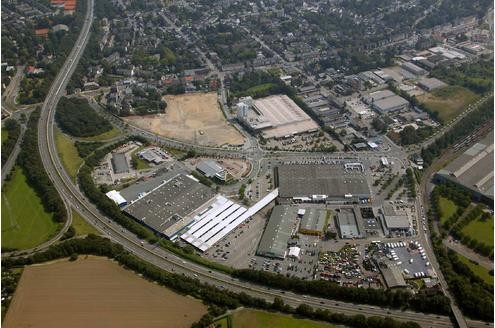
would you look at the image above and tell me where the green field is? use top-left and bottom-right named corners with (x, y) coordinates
top-left (438, 197), bottom-right (458, 224)
top-left (55, 129), bottom-right (83, 180)
top-left (1, 168), bottom-right (59, 250)
top-left (419, 86), bottom-right (480, 123)
top-left (81, 126), bottom-right (121, 141)
top-left (217, 309), bottom-right (336, 328)
top-left (457, 253), bottom-right (493, 286)
top-left (71, 209), bottom-right (99, 236)
top-left (461, 214), bottom-right (494, 247)
top-left (2, 129), bottom-right (8, 143)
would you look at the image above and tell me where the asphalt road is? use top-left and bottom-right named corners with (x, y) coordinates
top-left (27, 1), bottom-right (492, 327)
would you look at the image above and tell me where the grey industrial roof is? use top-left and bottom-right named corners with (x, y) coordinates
top-left (418, 78), bottom-right (447, 90)
top-left (374, 95), bottom-right (409, 112)
top-left (119, 164), bottom-right (187, 203)
top-left (336, 209), bottom-right (360, 238)
top-left (384, 215), bottom-right (410, 229)
top-left (380, 265), bottom-right (407, 288)
top-left (276, 164), bottom-right (371, 198)
top-left (368, 90), bottom-right (395, 101)
top-left (300, 208), bottom-right (327, 233)
top-left (197, 160), bottom-right (224, 178)
top-left (124, 174), bottom-right (216, 238)
top-left (257, 206), bottom-right (298, 259)
top-left (111, 153), bottom-right (129, 174)
top-left (437, 131), bottom-right (494, 198)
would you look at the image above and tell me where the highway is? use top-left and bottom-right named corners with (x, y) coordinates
top-left (27, 1), bottom-right (491, 327)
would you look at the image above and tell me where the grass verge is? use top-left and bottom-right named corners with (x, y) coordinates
top-left (456, 253), bottom-right (493, 286)
top-left (81, 126), bottom-right (121, 141)
top-left (223, 309), bottom-right (336, 328)
top-left (55, 128), bottom-right (83, 180)
top-left (1, 167), bottom-right (59, 250)
top-left (71, 209), bottom-right (100, 236)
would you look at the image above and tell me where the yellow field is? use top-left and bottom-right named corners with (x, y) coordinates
top-left (3, 257), bottom-right (207, 328)
top-left (124, 93), bottom-right (244, 146)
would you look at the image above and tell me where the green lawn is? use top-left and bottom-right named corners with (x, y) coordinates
top-left (81, 126), bottom-right (121, 141)
top-left (462, 214), bottom-right (494, 247)
top-left (438, 197), bottom-right (458, 224)
top-left (55, 129), bottom-right (83, 180)
top-left (71, 209), bottom-right (99, 236)
top-left (1, 129), bottom-right (8, 143)
top-left (214, 316), bottom-right (230, 328)
top-left (457, 253), bottom-right (493, 286)
top-left (1, 168), bottom-right (59, 250)
top-left (225, 309), bottom-right (336, 328)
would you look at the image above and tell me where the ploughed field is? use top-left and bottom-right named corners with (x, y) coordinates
top-left (3, 256), bottom-right (207, 328)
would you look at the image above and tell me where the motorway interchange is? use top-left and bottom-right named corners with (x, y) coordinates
top-left (19, 0), bottom-right (490, 327)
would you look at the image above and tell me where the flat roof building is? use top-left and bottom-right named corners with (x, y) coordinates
top-left (336, 208), bottom-right (362, 239)
top-left (196, 160), bottom-right (227, 181)
top-left (382, 205), bottom-right (411, 232)
top-left (417, 78), bottom-right (447, 91)
top-left (123, 174), bottom-right (216, 239)
top-left (238, 95), bottom-right (319, 139)
top-left (275, 164), bottom-right (371, 204)
top-left (373, 95), bottom-right (409, 114)
top-left (111, 153), bottom-right (129, 174)
top-left (257, 205), bottom-right (299, 259)
top-left (299, 208), bottom-right (327, 235)
top-left (435, 131), bottom-right (494, 204)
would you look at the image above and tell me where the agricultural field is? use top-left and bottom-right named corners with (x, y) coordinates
top-left (438, 196), bottom-right (458, 224)
top-left (215, 309), bottom-right (336, 328)
top-left (461, 213), bottom-right (494, 247)
top-left (55, 129), bottom-right (83, 180)
top-left (124, 93), bottom-right (245, 147)
top-left (457, 253), bottom-right (493, 286)
top-left (1, 168), bottom-right (59, 250)
top-left (3, 257), bottom-right (207, 328)
top-left (71, 209), bottom-right (99, 236)
top-left (418, 86), bottom-right (479, 123)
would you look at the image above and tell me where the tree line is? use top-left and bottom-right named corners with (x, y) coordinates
top-left (3, 235), bottom-right (420, 328)
top-left (55, 97), bottom-right (112, 137)
top-left (231, 269), bottom-right (451, 315)
top-left (1, 118), bottom-right (21, 166)
top-left (17, 109), bottom-right (66, 223)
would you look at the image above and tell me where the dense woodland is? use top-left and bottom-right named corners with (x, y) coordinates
top-left (1, 119), bottom-right (21, 166)
top-left (430, 60), bottom-right (493, 95)
top-left (16, 110), bottom-right (66, 224)
top-left (3, 235), bottom-right (420, 328)
top-left (55, 97), bottom-right (112, 137)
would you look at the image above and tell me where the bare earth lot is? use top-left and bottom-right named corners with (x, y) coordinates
top-left (3, 256), bottom-right (207, 328)
top-left (125, 92), bottom-right (245, 146)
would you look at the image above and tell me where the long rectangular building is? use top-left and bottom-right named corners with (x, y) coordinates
top-left (275, 163), bottom-right (371, 204)
top-left (181, 189), bottom-right (279, 251)
top-left (435, 131), bottom-right (494, 204)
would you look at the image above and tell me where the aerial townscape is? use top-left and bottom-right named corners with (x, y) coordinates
top-left (0, 0), bottom-right (494, 327)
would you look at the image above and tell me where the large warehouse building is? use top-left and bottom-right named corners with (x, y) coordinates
top-left (364, 90), bottom-right (409, 114)
top-left (123, 174), bottom-right (216, 239)
top-left (237, 95), bottom-right (319, 139)
top-left (180, 189), bottom-right (278, 251)
top-left (435, 131), bottom-right (494, 204)
top-left (257, 205), bottom-right (299, 259)
top-left (275, 163), bottom-right (372, 204)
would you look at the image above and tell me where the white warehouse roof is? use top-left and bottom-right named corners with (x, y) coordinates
top-left (105, 190), bottom-right (127, 206)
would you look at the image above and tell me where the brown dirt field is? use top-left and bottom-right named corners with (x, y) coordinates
top-left (3, 256), bottom-right (207, 328)
top-left (124, 92), bottom-right (245, 146)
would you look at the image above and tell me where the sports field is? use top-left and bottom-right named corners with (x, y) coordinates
top-left (418, 86), bottom-right (479, 123)
top-left (3, 257), bottom-right (207, 328)
top-left (124, 93), bottom-right (244, 146)
top-left (438, 197), bottom-right (458, 224)
top-left (1, 168), bottom-right (59, 250)
top-left (461, 214), bottom-right (494, 247)
top-left (55, 129), bottom-right (83, 180)
top-left (457, 253), bottom-right (493, 286)
top-left (216, 309), bottom-right (336, 328)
